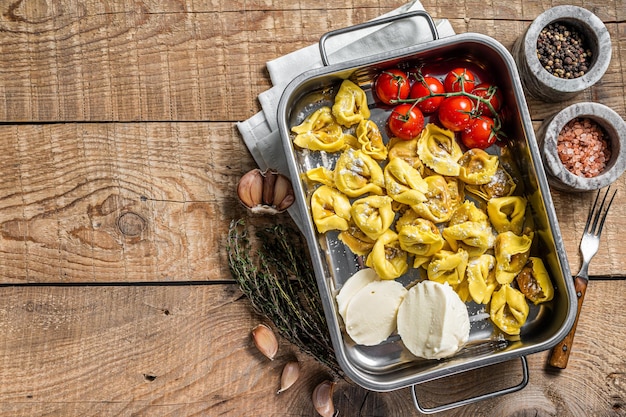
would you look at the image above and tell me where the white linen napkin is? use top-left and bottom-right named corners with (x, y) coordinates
top-left (236, 1), bottom-right (456, 229)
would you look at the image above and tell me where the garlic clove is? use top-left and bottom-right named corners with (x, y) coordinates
top-left (237, 168), bottom-right (295, 214)
top-left (274, 174), bottom-right (296, 212)
top-left (276, 360), bottom-right (300, 394)
top-left (262, 168), bottom-right (277, 206)
top-left (251, 323), bottom-right (278, 361)
top-left (237, 169), bottom-right (264, 209)
top-left (312, 380), bottom-right (336, 417)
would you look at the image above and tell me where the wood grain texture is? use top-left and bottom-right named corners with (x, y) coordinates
top-left (1, 119), bottom-right (624, 282)
top-left (0, 122), bottom-right (266, 283)
top-left (0, 282), bottom-right (623, 416)
top-left (0, 0), bottom-right (625, 415)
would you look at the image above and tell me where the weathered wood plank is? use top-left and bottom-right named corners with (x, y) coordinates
top-left (1, 120), bottom-right (626, 282)
top-left (0, 1), bottom-right (624, 123)
top-left (0, 122), bottom-right (279, 283)
top-left (0, 283), bottom-right (623, 416)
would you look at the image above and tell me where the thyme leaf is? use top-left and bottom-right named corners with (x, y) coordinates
top-left (227, 219), bottom-right (342, 377)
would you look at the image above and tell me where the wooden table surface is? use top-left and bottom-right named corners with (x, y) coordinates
top-left (0, 1), bottom-right (625, 415)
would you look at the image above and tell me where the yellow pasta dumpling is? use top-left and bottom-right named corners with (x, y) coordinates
top-left (490, 285), bottom-right (530, 336)
top-left (466, 254), bottom-right (498, 304)
top-left (387, 136), bottom-right (424, 174)
top-left (351, 195), bottom-right (395, 240)
top-left (365, 230), bottom-right (409, 280)
top-left (310, 185), bottom-right (352, 233)
top-left (305, 166), bottom-right (335, 187)
top-left (384, 157), bottom-right (428, 206)
top-left (448, 200), bottom-right (489, 226)
top-left (396, 210), bottom-right (444, 258)
top-left (356, 119), bottom-right (387, 160)
top-left (332, 79), bottom-right (370, 128)
top-left (338, 225), bottom-right (376, 256)
top-left (446, 177), bottom-right (465, 212)
top-left (442, 220), bottom-right (495, 258)
top-left (466, 164), bottom-right (516, 200)
top-left (494, 231), bottom-right (534, 285)
top-left (455, 278), bottom-right (472, 303)
top-left (417, 123), bottom-right (463, 176)
top-left (334, 149), bottom-right (385, 197)
top-left (292, 106), bottom-right (351, 152)
top-left (427, 249), bottom-right (469, 288)
top-left (411, 175), bottom-right (455, 223)
top-left (487, 196), bottom-right (527, 235)
top-left (458, 148), bottom-right (499, 185)
top-left (516, 257), bottom-right (554, 305)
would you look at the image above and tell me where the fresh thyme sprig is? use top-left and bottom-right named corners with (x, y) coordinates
top-left (227, 219), bottom-right (342, 377)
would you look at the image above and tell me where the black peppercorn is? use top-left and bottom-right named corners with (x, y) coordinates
top-left (536, 22), bottom-right (593, 79)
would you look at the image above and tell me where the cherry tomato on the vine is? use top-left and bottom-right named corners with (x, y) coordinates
top-left (409, 76), bottom-right (445, 113)
top-left (461, 116), bottom-right (498, 149)
top-left (444, 67), bottom-right (476, 93)
top-left (388, 103), bottom-right (425, 140)
top-left (471, 83), bottom-right (503, 117)
top-left (438, 96), bottom-right (474, 132)
top-left (374, 69), bottom-right (410, 105)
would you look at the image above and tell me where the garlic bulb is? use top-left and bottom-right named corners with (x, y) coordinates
top-left (237, 168), bottom-right (295, 214)
top-left (251, 323), bottom-right (278, 361)
top-left (312, 380), bottom-right (336, 417)
top-left (277, 361), bottom-right (300, 394)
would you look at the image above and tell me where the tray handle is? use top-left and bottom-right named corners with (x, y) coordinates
top-left (411, 356), bottom-right (529, 414)
top-left (318, 10), bottom-right (439, 66)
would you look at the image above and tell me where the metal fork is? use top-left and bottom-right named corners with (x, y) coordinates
top-left (549, 186), bottom-right (617, 369)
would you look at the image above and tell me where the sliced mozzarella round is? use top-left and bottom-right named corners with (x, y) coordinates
top-left (336, 268), bottom-right (379, 322)
top-left (398, 280), bottom-right (470, 360)
top-left (344, 280), bottom-right (407, 346)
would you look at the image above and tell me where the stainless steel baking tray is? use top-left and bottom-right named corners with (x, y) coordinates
top-left (277, 17), bottom-right (576, 410)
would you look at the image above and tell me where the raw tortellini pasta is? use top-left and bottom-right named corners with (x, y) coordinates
top-left (458, 148), bottom-right (499, 185)
top-left (443, 201), bottom-right (495, 257)
top-left (417, 123), bottom-right (463, 176)
top-left (427, 249), bottom-right (469, 289)
top-left (356, 119), bottom-right (388, 160)
top-left (448, 200), bottom-right (489, 225)
top-left (350, 195), bottom-right (395, 240)
top-left (494, 231), bottom-right (534, 285)
top-left (332, 79), bottom-right (371, 127)
top-left (305, 166), bottom-right (335, 187)
top-left (411, 175), bottom-right (455, 223)
top-left (292, 106), bottom-right (355, 152)
top-left (396, 210), bottom-right (444, 267)
top-left (466, 164), bottom-right (516, 200)
top-left (310, 185), bottom-right (351, 233)
top-left (384, 157), bottom-right (428, 206)
top-left (487, 196), bottom-right (527, 235)
top-left (334, 149), bottom-right (385, 198)
top-left (443, 219), bottom-right (495, 258)
top-left (338, 225), bottom-right (376, 256)
top-left (466, 254), bottom-right (498, 304)
top-left (365, 230), bottom-right (409, 280)
top-left (387, 136), bottom-right (425, 174)
top-left (489, 284), bottom-right (530, 336)
top-left (516, 257), bottom-right (554, 305)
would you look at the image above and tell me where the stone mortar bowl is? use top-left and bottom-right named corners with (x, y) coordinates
top-left (537, 102), bottom-right (626, 192)
top-left (512, 5), bottom-right (611, 102)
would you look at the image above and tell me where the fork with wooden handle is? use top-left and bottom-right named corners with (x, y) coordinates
top-left (549, 187), bottom-right (617, 369)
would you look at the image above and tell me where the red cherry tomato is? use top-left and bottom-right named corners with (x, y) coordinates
top-left (461, 116), bottom-right (498, 149)
top-left (374, 69), bottom-right (410, 105)
top-left (388, 103), bottom-right (425, 140)
top-left (409, 76), bottom-right (445, 113)
top-left (444, 67), bottom-right (476, 93)
top-left (471, 83), bottom-right (503, 117)
top-left (438, 96), bottom-right (474, 132)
